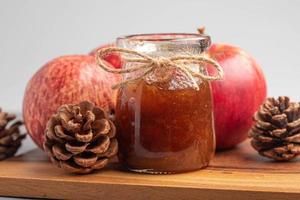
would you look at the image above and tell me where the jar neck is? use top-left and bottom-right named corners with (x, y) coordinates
top-left (116, 33), bottom-right (211, 58)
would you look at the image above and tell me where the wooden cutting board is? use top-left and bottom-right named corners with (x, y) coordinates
top-left (0, 140), bottom-right (299, 200)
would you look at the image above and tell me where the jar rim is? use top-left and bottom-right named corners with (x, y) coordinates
top-left (117, 33), bottom-right (210, 43)
top-left (117, 33), bottom-right (211, 54)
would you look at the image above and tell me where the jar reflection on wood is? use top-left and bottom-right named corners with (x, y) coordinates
top-left (115, 33), bottom-right (217, 174)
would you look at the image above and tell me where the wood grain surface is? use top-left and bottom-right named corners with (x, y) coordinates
top-left (0, 140), bottom-right (299, 200)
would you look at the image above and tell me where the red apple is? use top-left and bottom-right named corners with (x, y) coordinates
top-left (89, 43), bottom-right (122, 69)
top-left (207, 44), bottom-right (267, 150)
top-left (23, 55), bottom-right (120, 149)
top-left (90, 39), bottom-right (267, 150)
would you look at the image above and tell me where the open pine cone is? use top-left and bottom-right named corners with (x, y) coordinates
top-left (44, 101), bottom-right (118, 174)
top-left (249, 96), bottom-right (300, 161)
top-left (0, 108), bottom-right (26, 160)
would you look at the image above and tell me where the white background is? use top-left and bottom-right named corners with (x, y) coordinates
top-left (1, 0), bottom-right (300, 113)
top-left (0, 0), bottom-right (299, 199)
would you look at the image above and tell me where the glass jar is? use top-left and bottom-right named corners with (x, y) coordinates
top-left (115, 33), bottom-right (215, 174)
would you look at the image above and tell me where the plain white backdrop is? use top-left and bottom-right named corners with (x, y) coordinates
top-left (0, 0), bottom-right (300, 158)
top-left (1, 0), bottom-right (300, 112)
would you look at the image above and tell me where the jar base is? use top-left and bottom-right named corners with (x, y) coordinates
top-left (124, 165), bottom-right (209, 175)
top-left (128, 168), bottom-right (175, 175)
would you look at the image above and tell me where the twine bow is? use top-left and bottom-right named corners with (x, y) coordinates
top-left (96, 47), bottom-right (223, 90)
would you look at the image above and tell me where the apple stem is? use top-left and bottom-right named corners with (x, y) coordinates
top-left (197, 26), bottom-right (206, 34)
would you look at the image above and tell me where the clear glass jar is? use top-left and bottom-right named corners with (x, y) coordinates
top-left (115, 33), bottom-right (215, 174)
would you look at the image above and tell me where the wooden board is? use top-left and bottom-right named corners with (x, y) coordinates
top-left (0, 140), bottom-right (299, 200)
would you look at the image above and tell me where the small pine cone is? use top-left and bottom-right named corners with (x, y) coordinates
top-left (249, 96), bottom-right (300, 161)
top-left (0, 108), bottom-right (26, 160)
top-left (43, 101), bottom-right (118, 174)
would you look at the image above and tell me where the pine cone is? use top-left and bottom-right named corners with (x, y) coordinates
top-left (0, 108), bottom-right (26, 160)
top-left (249, 96), bottom-right (300, 161)
top-left (44, 101), bottom-right (118, 174)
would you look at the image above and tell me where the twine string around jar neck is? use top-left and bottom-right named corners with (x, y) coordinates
top-left (96, 47), bottom-right (224, 90)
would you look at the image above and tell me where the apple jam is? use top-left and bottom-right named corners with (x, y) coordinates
top-left (115, 33), bottom-right (216, 174)
top-left (116, 72), bottom-right (215, 173)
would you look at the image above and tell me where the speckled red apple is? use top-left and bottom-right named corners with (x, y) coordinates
top-left (89, 43), bottom-right (122, 69)
top-left (23, 55), bottom-right (120, 149)
top-left (207, 44), bottom-right (267, 150)
top-left (91, 41), bottom-right (267, 150)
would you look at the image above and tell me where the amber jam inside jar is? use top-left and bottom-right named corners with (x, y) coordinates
top-left (115, 33), bottom-right (215, 174)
